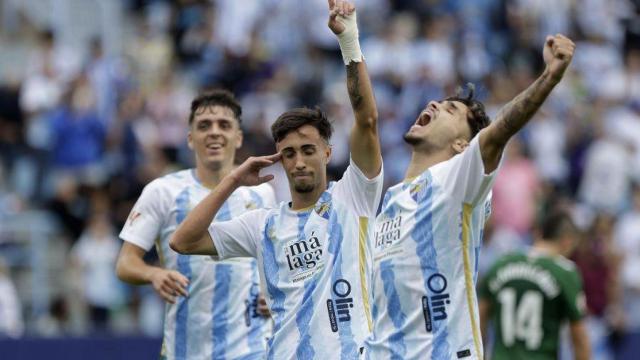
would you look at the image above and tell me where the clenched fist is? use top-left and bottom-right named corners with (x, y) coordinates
top-left (543, 34), bottom-right (576, 83)
top-left (327, 0), bottom-right (356, 35)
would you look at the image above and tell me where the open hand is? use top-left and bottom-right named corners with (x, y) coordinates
top-left (328, 0), bottom-right (356, 35)
top-left (230, 153), bottom-right (281, 187)
top-left (543, 34), bottom-right (575, 83)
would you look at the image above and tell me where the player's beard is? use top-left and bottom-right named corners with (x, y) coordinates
top-left (294, 181), bottom-right (315, 193)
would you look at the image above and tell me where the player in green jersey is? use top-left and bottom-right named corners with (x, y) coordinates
top-left (479, 210), bottom-right (591, 360)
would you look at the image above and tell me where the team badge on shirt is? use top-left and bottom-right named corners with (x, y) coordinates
top-left (409, 178), bottom-right (428, 201)
top-left (314, 194), bottom-right (332, 219)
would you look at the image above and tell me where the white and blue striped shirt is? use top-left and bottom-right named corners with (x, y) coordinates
top-left (210, 160), bottom-right (383, 360)
top-left (365, 137), bottom-right (499, 360)
top-left (120, 169), bottom-right (275, 360)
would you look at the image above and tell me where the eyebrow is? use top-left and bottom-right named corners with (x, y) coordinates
top-left (280, 144), bottom-right (316, 152)
top-left (449, 101), bottom-right (461, 112)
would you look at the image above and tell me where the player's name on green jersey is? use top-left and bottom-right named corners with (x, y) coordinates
top-left (488, 262), bottom-right (560, 298)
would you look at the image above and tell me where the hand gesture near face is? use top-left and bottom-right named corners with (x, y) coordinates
top-left (230, 154), bottom-right (281, 187)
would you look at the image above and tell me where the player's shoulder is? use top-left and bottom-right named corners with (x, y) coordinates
top-left (151, 169), bottom-right (194, 189)
top-left (552, 255), bottom-right (577, 271)
top-left (529, 253), bottom-right (580, 287)
top-left (246, 182), bottom-right (276, 199)
top-left (140, 169), bottom-right (194, 199)
top-left (235, 183), bottom-right (277, 208)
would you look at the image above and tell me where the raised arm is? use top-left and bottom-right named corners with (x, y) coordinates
top-left (479, 34), bottom-right (575, 173)
top-left (169, 154), bottom-right (280, 255)
top-left (328, 0), bottom-right (381, 179)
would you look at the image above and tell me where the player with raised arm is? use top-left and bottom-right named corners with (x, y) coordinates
top-left (170, 1), bottom-right (383, 358)
top-left (115, 90), bottom-right (274, 360)
top-left (364, 35), bottom-right (576, 359)
top-left (478, 210), bottom-right (591, 360)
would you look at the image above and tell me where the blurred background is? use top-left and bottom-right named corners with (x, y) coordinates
top-left (0, 0), bottom-right (639, 358)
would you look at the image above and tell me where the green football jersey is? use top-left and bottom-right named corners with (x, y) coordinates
top-left (479, 250), bottom-right (586, 360)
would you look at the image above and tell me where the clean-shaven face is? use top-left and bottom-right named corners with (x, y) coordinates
top-left (276, 125), bottom-right (331, 194)
top-left (188, 105), bottom-right (242, 171)
top-left (404, 100), bottom-right (472, 150)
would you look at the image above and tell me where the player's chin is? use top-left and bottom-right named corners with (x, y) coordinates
top-left (403, 131), bottom-right (423, 146)
top-left (293, 180), bottom-right (315, 193)
top-left (202, 157), bottom-right (224, 171)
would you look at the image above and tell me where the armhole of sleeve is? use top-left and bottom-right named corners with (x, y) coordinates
top-left (468, 137), bottom-right (501, 205)
top-left (210, 227), bottom-right (227, 259)
top-left (348, 156), bottom-right (383, 184)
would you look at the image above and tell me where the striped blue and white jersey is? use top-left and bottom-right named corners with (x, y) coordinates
top-left (119, 169), bottom-right (275, 360)
top-left (209, 159), bottom-right (383, 360)
top-left (365, 137), bottom-right (499, 360)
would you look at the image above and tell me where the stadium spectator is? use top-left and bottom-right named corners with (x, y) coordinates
top-left (0, 258), bottom-right (23, 338)
top-left (70, 213), bottom-right (125, 333)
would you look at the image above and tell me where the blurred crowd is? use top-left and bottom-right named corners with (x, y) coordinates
top-left (0, 0), bottom-right (639, 356)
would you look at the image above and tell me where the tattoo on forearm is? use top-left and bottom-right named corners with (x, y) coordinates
top-left (346, 62), bottom-right (363, 110)
top-left (494, 75), bottom-right (553, 143)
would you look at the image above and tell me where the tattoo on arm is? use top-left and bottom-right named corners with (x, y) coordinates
top-left (492, 74), bottom-right (555, 145)
top-left (346, 62), bottom-right (363, 110)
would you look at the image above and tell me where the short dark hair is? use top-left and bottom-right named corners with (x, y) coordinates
top-left (271, 107), bottom-right (333, 143)
top-left (189, 89), bottom-right (242, 126)
top-left (540, 210), bottom-right (577, 241)
top-left (445, 83), bottom-right (490, 139)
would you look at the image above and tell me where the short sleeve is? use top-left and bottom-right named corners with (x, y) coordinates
top-left (562, 270), bottom-right (587, 322)
top-left (330, 157), bottom-right (384, 217)
top-left (119, 180), bottom-right (168, 251)
top-left (209, 209), bottom-right (269, 259)
top-left (431, 136), bottom-right (502, 206)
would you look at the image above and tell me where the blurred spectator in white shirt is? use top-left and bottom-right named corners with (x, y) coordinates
top-left (0, 258), bottom-right (23, 338)
top-left (70, 213), bottom-right (125, 333)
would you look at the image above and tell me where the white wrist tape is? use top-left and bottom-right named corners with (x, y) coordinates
top-left (336, 11), bottom-right (364, 65)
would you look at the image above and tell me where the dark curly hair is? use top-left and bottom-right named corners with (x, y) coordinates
top-left (271, 107), bottom-right (333, 143)
top-left (445, 83), bottom-right (490, 140)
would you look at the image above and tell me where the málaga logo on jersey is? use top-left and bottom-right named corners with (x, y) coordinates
top-left (327, 279), bottom-right (354, 332)
top-left (375, 215), bottom-right (402, 249)
top-left (284, 231), bottom-right (324, 282)
top-left (422, 273), bottom-right (451, 332)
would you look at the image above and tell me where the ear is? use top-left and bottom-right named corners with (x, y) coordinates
top-left (187, 131), bottom-right (194, 150)
top-left (235, 129), bottom-right (243, 149)
top-left (325, 144), bottom-right (332, 164)
top-left (452, 138), bottom-right (469, 154)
